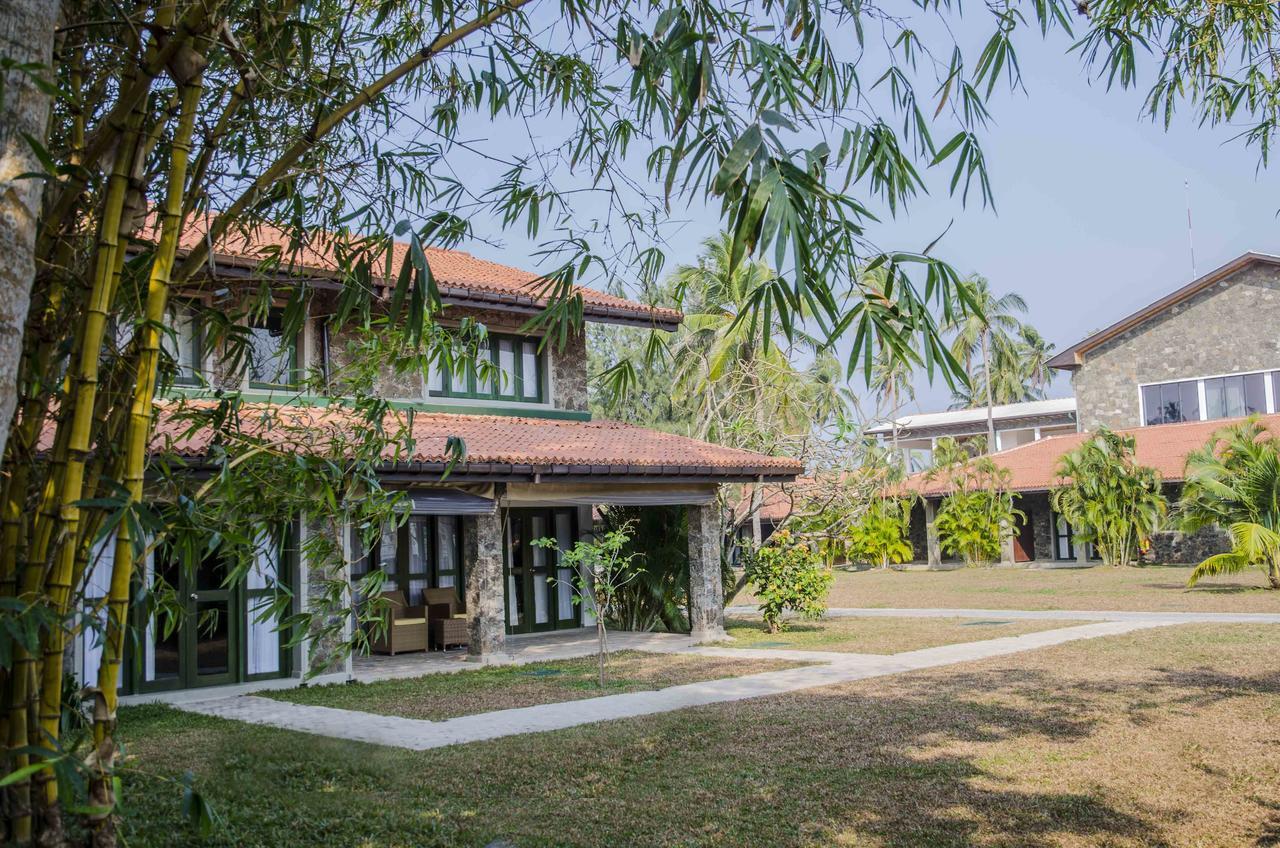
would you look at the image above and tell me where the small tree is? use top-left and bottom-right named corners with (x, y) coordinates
top-left (743, 529), bottom-right (833, 633)
top-left (847, 497), bottom-right (915, 570)
top-left (1179, 418), bottom-right (1280, 589)
top-left (1051, 428), bottom-right (1167, 567)
top-left (534, 522), bottom-right (641, 687)
top-left (929, 437), bottom-right (1022, 567)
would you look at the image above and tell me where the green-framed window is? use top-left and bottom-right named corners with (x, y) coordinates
top-left (163, 300), bottom-right (203, 386)
top-left (427, 333), bottom-right (545, 403)
top-left (352, 514), bottom-right (465, 607)
top-left (246, 307), bottom-right (300, 390)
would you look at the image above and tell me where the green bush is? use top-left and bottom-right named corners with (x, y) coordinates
top-left (848, 497), bottom-right (914, 569)
top-left (744, 529), bottom-right (833, 632)
top-left (1051, 428), bottom-right (1166, 567)
top-left (928, 439), bottom-right (1021, 567)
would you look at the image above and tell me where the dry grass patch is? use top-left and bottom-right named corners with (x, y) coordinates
top-left (721, 615), bottom-right (1081, 653)
top-left (257, 650), bottom-right (807, 720)
top-left (735, 564), bottom-right (1280, 613)
top-left (119, 624), bottom-right (1280, 847)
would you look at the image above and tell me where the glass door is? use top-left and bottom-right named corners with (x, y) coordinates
top-left (187, 552), bottom-right (238, 688)
top-left (506, 508), bottom-right (580, 634)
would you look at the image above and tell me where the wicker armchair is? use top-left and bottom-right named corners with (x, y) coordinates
top-left (422, 588), bottom-right (469, 651)
top-left (368, 590), bottom-right (429, 655)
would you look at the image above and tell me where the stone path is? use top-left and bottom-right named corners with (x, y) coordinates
top-left (178, 618), bottom-right (1168, 751)
top-left (726, 606), bottom-right (1280, 624)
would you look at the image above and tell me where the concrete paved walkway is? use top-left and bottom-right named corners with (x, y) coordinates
top-left (178, 618), bottom-right (1167, 751)
top-left (725, 606), bottom-right (1280, 624)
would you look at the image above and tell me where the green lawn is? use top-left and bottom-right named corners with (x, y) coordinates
top-left (119, 623), bottom-right (1280, 847)
top-left (257, 650), bottom-right (807, 720)
top-left (720, 615), bottom-right (1080, 653)
top-left (731, 563), bottom-right (1280, 613)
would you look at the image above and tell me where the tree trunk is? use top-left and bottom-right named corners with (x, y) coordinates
top-left (981, 330), bottom-right (996, 452)
top-left (0, 0), bottom-right (59, 464)
top-left (596, 616), bottom-right (607, 687)
top-left (1269, 559), bottom-right (1280, 590)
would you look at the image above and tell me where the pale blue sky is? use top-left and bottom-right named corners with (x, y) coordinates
top-left (440, 15), bottom-right (1280, 416)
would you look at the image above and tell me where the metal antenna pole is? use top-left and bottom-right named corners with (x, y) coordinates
top-left (1185, 178), bottom-right (1197, 278)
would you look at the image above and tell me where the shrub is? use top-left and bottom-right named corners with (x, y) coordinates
top-left (847, 497), bottom-right (914, 569)
top-left (1051, 428), bottom-right (1166, 567)
top-left (928, 438), bottom-right (1021, 567)
top-left (743, 529), bottom-right (833, 632)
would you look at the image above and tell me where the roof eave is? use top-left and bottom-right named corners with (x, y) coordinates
top-left (1048, 252), bottom-right (1280, 370)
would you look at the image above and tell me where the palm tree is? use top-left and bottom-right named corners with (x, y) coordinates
top-left (946, 276), bottom-right (1028, 448)
top-left (1179, 418), bottom-right (1280, 589)
top-left (1050, 429), bottom-right (1167, 567)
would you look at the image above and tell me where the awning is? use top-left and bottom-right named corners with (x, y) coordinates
top-left (408, 489), bottom-right (496, 515)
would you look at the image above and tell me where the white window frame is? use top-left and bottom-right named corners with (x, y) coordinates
top-left (1137, 366), bottom-right (1279, 425)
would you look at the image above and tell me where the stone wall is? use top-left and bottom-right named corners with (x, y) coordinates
top-left (548, 329), bottom-right (589, 412)
top-left (1072, 263), bottom-right (1280, 430)
top-left (1018, 492), bottom-right (1057, 562)
top-left (1145, 525), bottom-right (1230, 565)
top-left (302, 517), bottom-right (349, 677)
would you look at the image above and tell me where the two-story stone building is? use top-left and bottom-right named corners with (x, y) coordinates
top-left (902, 251), bottom-right (1280, 566)
top-left (79, 220), bottom-right (802, 699)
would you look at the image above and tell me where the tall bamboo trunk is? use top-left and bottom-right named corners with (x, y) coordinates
top-left (89, 77), bottom-right (203, 845)
top-left (981, 331), bottom-right (995, 452)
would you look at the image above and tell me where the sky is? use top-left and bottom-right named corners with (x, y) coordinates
top-left (433, 10), bottom-right (1280, 418)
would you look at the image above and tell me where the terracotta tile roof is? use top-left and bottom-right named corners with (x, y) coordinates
top-left (150, 214), bottom-right (682, 328)
top-left (900, 413), bottom-right (1280, 496)
top-left (144, 400), bottom-right (802, 480)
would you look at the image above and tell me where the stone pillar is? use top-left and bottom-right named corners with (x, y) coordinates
top-left (923, 498), bottom-right (942, 568)
top-left (1000, 519), bottom-right (1016, 565)
top-left (1075, 534), bottom-right (1090, 567)
top-left (687, 502), bottom-right (727, 643)
top-left (466, 509), bottom-right (509, 662)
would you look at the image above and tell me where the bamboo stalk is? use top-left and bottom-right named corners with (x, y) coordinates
top-left (88, 75), bottom-right (203, 841)
top-left (172, 0), bottom-right (533, 285)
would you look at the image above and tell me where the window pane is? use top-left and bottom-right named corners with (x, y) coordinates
top-left (555, 512), bottom-right (574, 619)
top-left (165, 303), bottom-right (200, 383)
top-left (1159, 382), bottom-right (1183, 423)
top-left (1205, 377), bottom-right (1227, 420)
top-left (1142, 385), bottom-right (1164, 425)
top-left (1223, 375), bottom-right (1247, 418)
top-left (408, 517), bottom-right (430, 577)
top-left (1244, 372), bottom-right (1266, 415)
top-left (521, 341), bottom-right (539, 399)
top-left (377, 522), bottom-right (398, 588)
top-left (1180, 381), bottom-right (1200, 422)
top-left (247, 309), bottom-right (296, 387)
top-left (1273, 372), bottom-right (1280, 412)
top-left (497, 339), bottom-right (517, 397)
top-left (426, 355), bottom-right (444, 394)
top-left (437, 516), bottom-right (457, 578)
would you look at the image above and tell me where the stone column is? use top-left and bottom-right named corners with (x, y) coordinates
top-left (923, 498), bottom-right (942, 568)
top-left (687, 502), bottom-right (728, 643)
top-left (466, 509), bottom-right (510, 663)
top-left (1000, 519), bottom-right (1016, 565)
top-left (1075, 533), bottom-right (1090, 567)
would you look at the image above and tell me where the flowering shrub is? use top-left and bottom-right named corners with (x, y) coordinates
top-left (744, 529), bottom-right (833, 632)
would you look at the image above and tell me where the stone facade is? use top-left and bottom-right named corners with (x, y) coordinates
top-left (465, 510), bottom-right (509, 660)
top-left (548, 330), bottom-right (589, 412)
top-left (687, 503), bottom-right (727, 642)
top-left (302, 518), bottom-right (349, 677)
top-left (1145, 525), bottom-right (1230, 565)
top-left (1072, 263), bottom-right (1280, 430)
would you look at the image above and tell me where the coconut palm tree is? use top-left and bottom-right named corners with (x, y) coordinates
top-left (1179, 418), bottom-right (1280, 589)
top-left (946, 276), bottom-right (1028, 447)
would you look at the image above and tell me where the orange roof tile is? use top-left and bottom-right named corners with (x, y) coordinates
top-left (900, 413), bottom-right (1280, 496)
top-left (145, 400), bottom-right (802, 480)
top-left (150, 214), bottom-right (682, 328)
